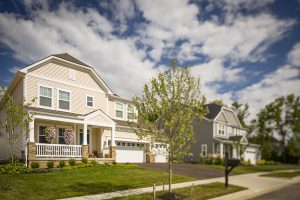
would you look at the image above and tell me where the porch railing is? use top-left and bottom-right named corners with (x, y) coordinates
top-left (36, 143), bottom-right (82, 158)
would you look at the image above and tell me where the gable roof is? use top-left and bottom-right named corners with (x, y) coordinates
top-left (204, 103), bottom-right (222, 119)
top-left (52, 53), bottom-right (90, 67)
top-left (18, 53), bottom-right (113, 94)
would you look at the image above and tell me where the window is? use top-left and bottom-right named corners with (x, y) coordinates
top-left (122, 142), bottom-right (126, 146)
top-left (127, 105), bottom-right (134, 120)
top-left (227, 127), bottom-right (232, 135)
top-left (201, 144), bottom-right (207, 157)
top-left (117, 142), bottom-right (121, 146)
top-left (86, 96), bottom-right (94, 107)
top-left (69, 69), bottom-right (75, 80)
top-left (58, 128), bottom-right (66, 144)
top-left (39, 126), bottom-right (49, 143)
top-left (79, 129), bottom-right (90, 145)
top-left (39, 86), bottom-right (52, 107)
top-left (127, 143), bottom-right (131, 146)
top-left (132, 143), bottom-right (136, 147)
top-left (115, 102), bottom-right (124, 118)
top-left (58, 90), bottom-right (70, 110)
top-left (218, 124), bottom-right (225, 135)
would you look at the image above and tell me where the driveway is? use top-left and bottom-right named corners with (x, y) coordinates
top-left (137, 163), bottom-right (225, 179)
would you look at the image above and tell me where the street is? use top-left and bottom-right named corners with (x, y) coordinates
top-left (250, 182), bottom-right (300, 200)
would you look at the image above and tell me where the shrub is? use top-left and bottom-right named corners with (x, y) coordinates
top-left (31, 162), bottom-right (40, 169)
top-left (112, 161), bottom-right (117, 165)
top-left (81, 157), bottom-right (88, 164)
top-left (105, 153), bottom-right (111, 158)
top-left (90, 160), bottom-right (98, 166)
top-left (0, 163), bottom-right (31, 174)
top-left (47, 161), bottom-right (54, 169)
top-left (59, 160), bottom-right (66, 168)
top-left (68, 158), bottom-right (76, 166)
top-left (214, 156), bottom-right (222, 165)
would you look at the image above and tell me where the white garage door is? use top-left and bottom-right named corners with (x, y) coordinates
top-left (153, 144), bottom-right (167, 163)
top-left (116, 144), bottom-right (146, 163)
top-left (244, 148), bottom-right (257, 165)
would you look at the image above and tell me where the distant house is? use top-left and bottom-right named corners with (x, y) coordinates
top-left (190, 103), bottom-right (261, 165)
top-left (0, 53), bottom-right (167, 166)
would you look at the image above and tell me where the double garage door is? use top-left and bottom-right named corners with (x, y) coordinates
top-left (115, 141), bottom-right (167, 163)
top-left (116, 142), bottom-right (146, 163)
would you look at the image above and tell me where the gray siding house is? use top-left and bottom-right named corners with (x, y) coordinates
top-left (190, 104), bottom-right (260, 165)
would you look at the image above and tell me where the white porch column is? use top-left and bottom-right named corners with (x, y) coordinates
top-left (29, 118), bottom-right (35, 142)
top-left (111, 126), bottom-right (116, 147)
top-left (83, 123), bottom-right (88, 145)
top-left (220, 143), bottom-right (224, 158)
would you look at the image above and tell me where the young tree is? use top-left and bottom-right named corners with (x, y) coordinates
top-left (132, 60), bottom-right (207, 194)
top-left (231, 101), bottom-right (250, 128)
top-left (0, 86), bottom-right (35, 163)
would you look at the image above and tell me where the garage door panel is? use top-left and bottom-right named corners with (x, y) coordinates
top-left (116, 147), bottom-right (146, 163)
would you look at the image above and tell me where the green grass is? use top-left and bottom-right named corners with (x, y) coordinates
top-left (261, 171), bottom-right (300, 178)
top-left (112, 182), bottom-right (246, 200)
top-left (204, 164), bottom-right (299, 174)
top-left (0, 166), bottom-right (194, 200)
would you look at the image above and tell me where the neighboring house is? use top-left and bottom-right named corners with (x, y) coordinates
top-left (0, 53), bottom-right (167, 165)
top-left (190, 103), bottom-right (261, 165)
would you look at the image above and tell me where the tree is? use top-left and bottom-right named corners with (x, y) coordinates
top-left (0, 86), bottom-right (35, 163)
top-left (231, 101), bottom-right (250, 128)
top-left (210, 99), bottom-right (225, 106)
top-left (132, 60), bottom-right (207, 194)
top-left (252, 94), bottom-right (300, 163)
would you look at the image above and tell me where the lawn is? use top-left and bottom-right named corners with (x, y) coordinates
top-left (261, 171), bottom-right (300, 178)
top-left (203, 164), bottom-right (299, 174)
top-left (112, 182), bottom-right (246, 200)
top-left (0, 166), bottom-right (194, 200)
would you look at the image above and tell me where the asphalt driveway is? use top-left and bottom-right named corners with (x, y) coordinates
top-left (137, 163), bottom-right (225, 179)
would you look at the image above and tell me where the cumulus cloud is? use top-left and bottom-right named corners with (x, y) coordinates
top-left (288, 42), bottom-right (300, 67)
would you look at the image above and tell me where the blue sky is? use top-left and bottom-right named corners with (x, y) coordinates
top-left (0, 0), bottom-right (300, 118)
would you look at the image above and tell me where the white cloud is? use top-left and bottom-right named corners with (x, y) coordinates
top-left (8, 66), bottom-right (20, 74)
top-left (288, 42), bottom-right (300, 67)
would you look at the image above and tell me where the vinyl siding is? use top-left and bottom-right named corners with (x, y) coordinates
top-left (223, 110), bottom-right (240, 127)
top-left (216, 112), bottom-right (227, 123)
top-left (26, 75), bottom-right (107, 115)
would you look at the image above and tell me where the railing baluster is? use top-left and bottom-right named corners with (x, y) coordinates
top-left (35, 143), bottom-right (82, 158)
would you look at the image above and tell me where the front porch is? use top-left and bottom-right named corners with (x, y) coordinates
top-left (27, 110), bottom-right (117, 165)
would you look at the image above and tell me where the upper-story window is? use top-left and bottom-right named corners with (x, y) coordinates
top-left (218, 124), bottom-right (225, 135)
top-left (115, 102), bottom-right (124, 119)
top-left (39, 86), bottom-right (52, 108)
top-left (86, 96), bottom-right (94, 108)
top-left (69, 69), bottom-right (75, 80)
top-left (58, 90), bottom-right (70, 110)
top-left (127, 105), bottom-right (134, 120)
top-left (227, 127), bottom-right (232, 135)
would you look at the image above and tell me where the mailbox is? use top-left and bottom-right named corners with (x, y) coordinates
top-left (227, 159), bottom-right (240, 167)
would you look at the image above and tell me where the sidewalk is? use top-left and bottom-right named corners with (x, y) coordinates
top-left (63, 172), bottom-right (300, 200)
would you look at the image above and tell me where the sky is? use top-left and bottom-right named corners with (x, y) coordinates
top-left (0, 0), bottom-right (300, 119)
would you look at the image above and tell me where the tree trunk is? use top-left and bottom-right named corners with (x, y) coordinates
top-left (168, 160), bottom-right (172, 194)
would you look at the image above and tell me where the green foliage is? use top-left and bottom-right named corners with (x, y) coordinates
top-left (68, 158), bottom-right (76, 166)
top-left (47, 161), bottom-right (54, 169)
top-left (30, 162), bottom-right (40, 169)
top-left (210, 99), bottom-right (225, 106)
top-left (90, 160), bottom-right (98, 166)
top-left (0, 86), bottom-right (36, 164)
top-left (256, 159), bottom-right (278, 165)
top-left (81, 157), bottom-right (88, 164)
top-left (0, 163), bottom-right (31, 174)
top-left (214, 156), bottom-right (223, 165)
top-left (252, 94), bottom-right (300, 163)
top-left (59, 160), bottom-right (66, 168)
top-left (105, 153), bottom-right (111, 158)
top-left (131, 60), bottom-right (208, 192)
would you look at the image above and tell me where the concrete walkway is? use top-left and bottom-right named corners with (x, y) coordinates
top-left (63, 171), bottom-right (300, 200)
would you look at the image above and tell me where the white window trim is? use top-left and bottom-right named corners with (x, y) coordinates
top-left (37, 84), bottom-right (54, 110)
top-left (86, 95), bottom-right (95, 108)
top-left (68, 69), bottom-right (76, 80)
top-left (57, 88), bottom-right (72, 112)
top-left (217, 123), bottom-right (226, 136)
top-left (201, 144), bottom-right (207, 157)
top-left (114, 102), bottom-right (124, 120)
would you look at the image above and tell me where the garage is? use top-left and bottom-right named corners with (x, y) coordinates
top-left (153, 143), bottom-right (168, 163)
top-left (244, 146), bottom-right (259, 165)
top-left (115, 141), bottom-right (146, 163)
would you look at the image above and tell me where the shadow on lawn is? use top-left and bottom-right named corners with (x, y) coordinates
top-left (69, 182), bottom-right (132, 194)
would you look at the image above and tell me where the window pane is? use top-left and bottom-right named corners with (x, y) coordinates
top-left (116, 103), bottom-right (123, 110)
top-left (87, 96), bottom-right (93, 102)
top-left (59, 91), bottom-right (70, 101)
top-left (59, 100), bottom-right (70, 110)
top-left (87, 96), bottom-right (93, 107)
top-left (40, 96), bottom-right (52, 107)
top-left (116, 110), bottom-right (123, 118)
top-left (40, 86), bottom-right (52, 97)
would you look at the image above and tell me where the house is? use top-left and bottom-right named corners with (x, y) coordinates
top-left (0, 53), bottom-right (167, 166)
top-left (190, 103), bottom-right (261, 165)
